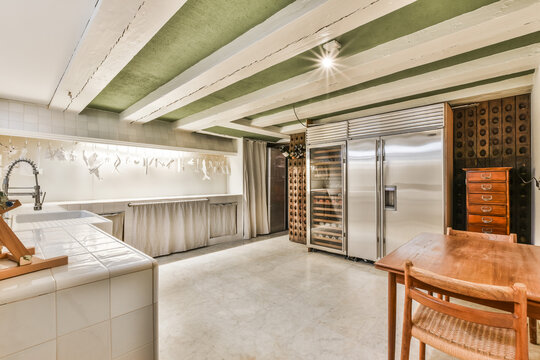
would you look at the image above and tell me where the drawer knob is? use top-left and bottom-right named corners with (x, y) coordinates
top-left (481, 206), bottom-right (492, 213)
top-left (481, 217), bottom-right (493, 224)
top-left (480, 184), bottom-right (492, 191)
top-left (481, 195), bottom-right (493, 201)
top-left (481, 173), bottom-right (492, 179)
top-left (482, 227), bottom-right (493, 234)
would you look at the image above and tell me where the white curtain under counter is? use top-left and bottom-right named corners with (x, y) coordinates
top-left (210, 202), bottom-right (238, 238)
top-left (125, 199), bottom-right (210, 257)
top-left (48, 194), bottom-right (242, 257)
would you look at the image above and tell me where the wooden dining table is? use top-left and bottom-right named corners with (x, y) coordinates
top-left (374, 232), bottom-right (540, 360)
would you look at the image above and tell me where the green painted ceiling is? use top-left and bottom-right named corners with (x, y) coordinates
top-left (153, 0), bottom-right (498, 122)
top-left (88, 0), bottom-right (295, 112)
top-left (249, 31), bottom-right (540, 120)
top-left (307, 70), bottom-right (535, 121)
top-left (84, 0), bottom-right (538, 142)
top-left (201, 70), bottom-right (534, 139)
top-left (87, 0), bottom-right (496, 118)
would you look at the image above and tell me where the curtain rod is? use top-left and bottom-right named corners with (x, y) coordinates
top-left (128, 198), bottom-right (209, 207)
top-left (99, 211), bottom-right (125, 216)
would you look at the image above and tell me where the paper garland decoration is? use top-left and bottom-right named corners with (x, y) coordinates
top-left (1, 139), bottom-right (231, 181)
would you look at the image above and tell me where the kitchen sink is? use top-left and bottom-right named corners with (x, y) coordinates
top-left (13, 210), bottom-right (95, 223)
top-left (11, 210), bottom-right (113, 234)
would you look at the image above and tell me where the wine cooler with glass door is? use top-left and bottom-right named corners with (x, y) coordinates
top-left (307, 141), bottom-right (347, 254)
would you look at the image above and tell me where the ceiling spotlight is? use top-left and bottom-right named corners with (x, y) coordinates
top-left (321, 56), bottom-right (334, 69)
top-left (320, 40), bottom-right (341, 70)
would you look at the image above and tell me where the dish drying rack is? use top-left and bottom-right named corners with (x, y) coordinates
top-left (0, 199), bottom-right (67, 280)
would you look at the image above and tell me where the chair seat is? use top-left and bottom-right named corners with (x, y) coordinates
top-left (411, 305), bottom-right (516, 360)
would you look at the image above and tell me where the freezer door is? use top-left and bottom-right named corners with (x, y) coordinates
top-left (382, 129), bottom-right (444, 256)
top-left (347, 138), bottom-right (378, 260)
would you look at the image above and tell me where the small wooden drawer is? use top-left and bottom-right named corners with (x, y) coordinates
top-left (468, 193), bottom-right (507, 204)
top-left (464, 167), bottom-right (510, 235)
top-left (468, 214), bottom-right (507, 227)
top-left (468, 204), bottom-right (506, 216)
top-left (467, 171), bottom-right (506, 182)
top-left (467, 182), bottom-right (507, 193)
top-left (468, 224), bottom-right (508, 235)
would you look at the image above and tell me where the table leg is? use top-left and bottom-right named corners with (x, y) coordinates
top-left (388, 272), bottom-right (397, 360)
top-left (530, 317), bottom-right (537, 344)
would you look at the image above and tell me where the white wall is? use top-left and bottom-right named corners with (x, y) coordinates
top-left (0, 136), bottom-right (232, 203)
top-left (532, 67), bottom-right (540, 245)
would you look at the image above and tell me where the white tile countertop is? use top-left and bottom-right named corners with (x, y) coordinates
top-left (12, 193), bottom-right (242, 208)
top-left (0, 220), bottom-right (158, 360)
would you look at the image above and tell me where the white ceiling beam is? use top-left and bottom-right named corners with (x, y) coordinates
top-left (49, 0), bottom-right (188, 113)
top-left (221, 120), bottom-right (289, 140)
top-left (278, 74), bottom-right (534, 134)
top-left (121, 0), bottom-right (416, 123)
top-left (280, 123), bottom-right (306, 135)
top-left (311, 74), bottom-right (534, 125)
top-left (0, 1), bottom-right (97, 105)
top-left (196, 130), bottom-right (240, 140)
top-left (251, 44), bottom-right (540, 124)
top-left (173, 0), bottom-right (540, 131)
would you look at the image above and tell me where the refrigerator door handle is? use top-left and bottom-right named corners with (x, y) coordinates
top-left (380, 138), bottom-right (386, 257)
top-left (375, 139), bottom-right (381, 259)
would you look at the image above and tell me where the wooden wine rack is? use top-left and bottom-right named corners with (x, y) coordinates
top-left (452, 94), bottom-right (531, 243)
top-left (309, 145), bottom-right (345, 252)
top-left (288, 133), bottom-right (307, 244)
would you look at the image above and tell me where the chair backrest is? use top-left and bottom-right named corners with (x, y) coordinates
top-left (403, 261), bottom-right (528, 359)
top-left (446, 227), bottom-right (517, 243)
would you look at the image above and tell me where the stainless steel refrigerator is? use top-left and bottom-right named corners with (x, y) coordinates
top-left (306, 103), bottom-right (447, 260)
top-left (347, 129), bottom-right (445, 261)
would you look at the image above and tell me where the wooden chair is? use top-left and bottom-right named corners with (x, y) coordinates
top-left (401, 261), bottom-right (529, 360)
top-left (446, 227), bottom-right (517, 243)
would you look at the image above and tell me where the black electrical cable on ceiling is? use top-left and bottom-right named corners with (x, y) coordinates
top-left (292, 104), bottom-right (307, 128)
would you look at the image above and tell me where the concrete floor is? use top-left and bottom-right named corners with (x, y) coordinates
top-left (157, 234), bottom-right (540, 359)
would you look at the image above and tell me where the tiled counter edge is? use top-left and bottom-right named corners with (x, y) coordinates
top-left (0, 224), bottom-right (158, 360)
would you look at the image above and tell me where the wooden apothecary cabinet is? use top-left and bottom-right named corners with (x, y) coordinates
top-left (464, 167), bottom-right (511, 235)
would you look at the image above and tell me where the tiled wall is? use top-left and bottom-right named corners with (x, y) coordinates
top-left (0, 98), bottom-right (237, 154)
